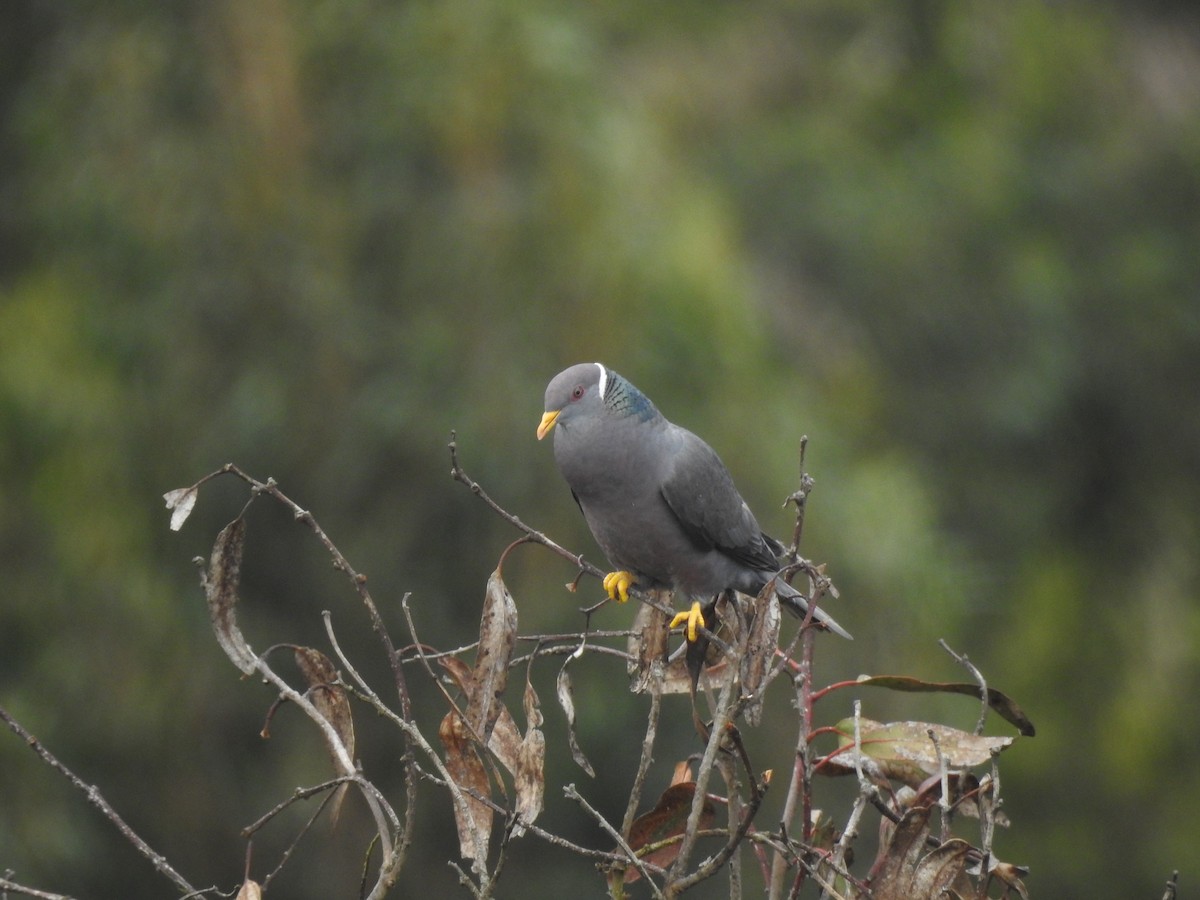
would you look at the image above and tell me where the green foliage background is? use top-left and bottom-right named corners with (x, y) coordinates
top-left (1, 1), bottom-right (1197, 897)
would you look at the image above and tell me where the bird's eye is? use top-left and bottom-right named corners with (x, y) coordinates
top-left (571, 385), bottom-right (586, 401)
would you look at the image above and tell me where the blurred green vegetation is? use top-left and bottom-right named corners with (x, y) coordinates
top-left (1, 1), bottom-right (1197, 897)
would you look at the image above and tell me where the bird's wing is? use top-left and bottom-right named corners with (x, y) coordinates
top-left (659, 429), bottom-right (780, 571)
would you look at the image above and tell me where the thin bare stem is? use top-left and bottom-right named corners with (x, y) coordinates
top-left (781, 436), bottom-right (812, 561)
top-left (448, 434), bottom-right (677, 621)
top-left (668, 771), bottom-right (769, 896)
top-left (260, 787), bottom-right (339, 891)
top-left (664, 671), bottom-right (738, 895)
top-left (927, 727), bottom-right (951, 841)
top-left (0, 876), bottom-right (78, 900)
top-left (0, 705), bottom-right (199, 896)
top-left (242, 776), bottom-right (352, 837)
top-left (620, 667), bottom-right (664, 839)
top-left (939, 639), bottom-right (989, 735)
top-left (769, 624), bottom-right (815, 900)
top-left (565, 784), bottom-right (666, 898)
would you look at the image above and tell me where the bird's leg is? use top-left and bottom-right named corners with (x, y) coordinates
top-left (669, 600), bottom-right (707, 643)
top-left (602, 570), bottom-right (636, 604)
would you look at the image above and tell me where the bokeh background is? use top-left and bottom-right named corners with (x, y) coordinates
top-left (1, 1), bottom-right (1197, 897)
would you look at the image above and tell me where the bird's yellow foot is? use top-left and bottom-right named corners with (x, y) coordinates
top-left (669, 600), bottom-right (706, 643)
top-left (602, 570), bottom-right (636, 604)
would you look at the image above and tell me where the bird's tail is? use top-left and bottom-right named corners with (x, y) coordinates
top-left (772, 577), bottom-right (853, 640)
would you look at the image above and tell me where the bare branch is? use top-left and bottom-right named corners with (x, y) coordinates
top-left (768, 625), bottom-right (816, 900)
top-left (448, 434), bottom-right (678, 622)
top-left (565, 784), bottom-right (666, 898)
top-left (664, 669), bottom-right (739, 894)
top-left (0, 705), bottom-right (199, 896)
top-left (939, 639), bottom-right (989, 735)
top-left (781, 436), bottom-right (813, 561)
top-left (620, 667), bottom-right (664, 839)
top-left (0, 875), bottom-right (79, 900)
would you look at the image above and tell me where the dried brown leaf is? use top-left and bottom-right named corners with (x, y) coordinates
top-left (485, 704), bottom-right (522, 773)
top-left (468, 569), bottom-right (518, 744)
top-left (623, 783), bottom-right (716, 884)
top-left (163, 486), bottom-right (198, 532)
top-left (439, 655), bottom-right (473, 693)
top-left (439, 710), bottom-right (492, 864)
top-left (235, 879), bottom-right (263, 900)
top-left (670, 760), bottom-right (694, 786)
top-left (990, 860), bottom-right (1031, 899)
top-left (204, 516), bottom-right (256, 675)
top-left (514, 677), bottom-right (545, 829)
top-left (479, 676), bottom-right (545, 834)
top-left (514, 681), bottom-right (545, 835)
top-left (872, 805), bottom-right (972, 900)
top-left (556, 654), bottom-right (595, 777)
top-left (908, 840), bottom-right (973, 897)
top-left (441, 654), bottom-right (543, 833)
top-left (294, 647), bottom-right (355, 824)
top-left (294, 648), bottom-right (354, 756)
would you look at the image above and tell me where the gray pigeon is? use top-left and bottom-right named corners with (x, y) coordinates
top-left (537, 362), bottom-right (851, 641)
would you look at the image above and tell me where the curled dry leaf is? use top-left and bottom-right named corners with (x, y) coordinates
top-left (514, 676), bottom-right (545, 833)
top-left (235, 879), bottom-right (263, 900)
top-left (825, 719), bottom-right (1014, 787)
top-left (436, 652), bottom-right (544, 844)
top-left (482, 699), bottom-right (521, 773)
top-left (439, 710), bottom-right (492, 866)
top-left (163, 486), bottom-right (198, 532)
top-left (293, 647), bottom-right (353, 759)
top-left (623, 783), bottom-right (716, 884)
top-left (989, 860), bottom-right (1031, 899)
top-left (872, 804), bottom-right (973, 900)
top-left (468, 569), bottom-right (518, 745)
top-left (294, 647), bottom-right (355, 824)
top-left (556, 653), bottom-right (595, 778)
top-left (476, 673), bottom-right (545, 835)
top-left (204, 516), bottom-right (256, 675)
top-left (438, 656), bottom-right (544, 837)
top-left (669, 759), bottom-right (694, 786)
top-left (439, 655), bottom-right (473, 694)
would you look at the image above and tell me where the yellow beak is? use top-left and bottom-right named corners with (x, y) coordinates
top-left (536, 410), bottom-right (560, 440)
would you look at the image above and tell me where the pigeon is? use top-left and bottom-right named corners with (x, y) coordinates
top-left (537, 362), bottom-right (851, 641)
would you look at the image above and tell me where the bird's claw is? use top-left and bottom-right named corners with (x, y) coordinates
top-left (602, 570), bottom-right (636, 604)
top-left (669, 600), bottom-right (705, 643)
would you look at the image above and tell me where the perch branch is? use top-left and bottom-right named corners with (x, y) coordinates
top-left (448, 433), bottom-right (677, 621)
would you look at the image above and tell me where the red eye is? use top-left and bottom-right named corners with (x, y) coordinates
top-left (571, 385), bottom-right (585, 401)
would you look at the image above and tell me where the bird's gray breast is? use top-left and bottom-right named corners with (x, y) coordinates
top-left (553, 416), bottom-right (757, 596)
top-left (552, 414), bottom-right (683, 586)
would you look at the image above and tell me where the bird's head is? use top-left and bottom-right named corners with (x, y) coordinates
top-left (537, 362), bottom-right (609, 440)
